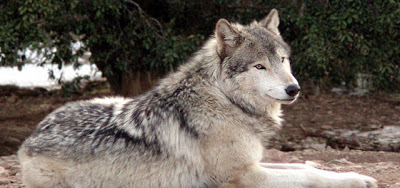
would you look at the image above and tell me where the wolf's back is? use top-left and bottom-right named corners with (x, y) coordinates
top-left (18, 96), bottom-right (209, 187)
top-left (21, 99), bottom-right (125, 158)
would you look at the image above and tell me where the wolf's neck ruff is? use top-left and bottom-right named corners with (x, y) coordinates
top-left (160, 32), bottom-right (284, 125)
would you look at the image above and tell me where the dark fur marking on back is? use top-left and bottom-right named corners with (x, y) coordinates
top-left (165, 87), bottom-right (200, 138)
top-left (87, 103), bottom-right (161, 154)
top-left (92, 124), bottom-right (161, 155)
top-left (176, 107), bottom-right (199, 138)
top-left (131, 107), bottom-right (144, 128)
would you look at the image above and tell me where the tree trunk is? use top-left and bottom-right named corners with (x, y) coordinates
top-left (92, 46), bottom-right (162, 97)
top-left (107, 70), bottom-right (161, 97)
top-left (121, 70), bottom-right (161, 96)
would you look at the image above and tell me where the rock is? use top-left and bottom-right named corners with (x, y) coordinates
top-left (6, 95), bottom-right (18, 103)
top-left (5, 137), bottom-right (21, 146)
top-left (1, 155), bottom-right (17, 161)
top-left (331, 87), bottom-right (346, 95)
top-left (390, 182), bottom-right (400, 188)
top-left (288, 156), bottom-right (303, 163)
top-left (384, 94), bottom-right (400, 103)
top-left (325, 146), bottom-right (335, 152)
top-left (368, 125), bottom-right (380, 130)
top-left (326, 158), bottom-right (354, 165)
top-left (0, 166), bottom-right (6, 176)
top-left (321, 125), bottom-right (333, 130)
top-left (309, 143), bottom-right (325, 151)
top-left (302, 149), bottom-right (317, 154)
top-left (0, 162), bottom-right (11, 169)
top-left (322, 130), bottom-right (337, 137)
top-left (349, 88), bottom-right (369, 96)
top-left (0, 177), bottom-right (10, 185)
top-left (325, 133), bottom-right (362, 150)
top-left (342, 146), bottom-right (351, 152)
top-left (263, 149), bottom-right (289, 163)
top-left (8, 165), bottom-right (20, 176)
top-left (305, 160), bottom-right (322, 168)
top-left (280, 143), bottom-right (296, 152)
top-left (9, 169), bottom-right (18, 176)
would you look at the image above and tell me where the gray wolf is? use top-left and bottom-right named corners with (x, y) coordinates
top-left (18, 9), bottom-right (377, 188)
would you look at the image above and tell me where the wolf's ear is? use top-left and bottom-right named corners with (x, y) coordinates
top-left (216, 19), bottom-right (241, 57)
top-left (259, 9), bottom-right (280, 35)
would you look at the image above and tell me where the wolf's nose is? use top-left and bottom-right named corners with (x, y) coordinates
top-left (285, 84), bottom-right (300, 97)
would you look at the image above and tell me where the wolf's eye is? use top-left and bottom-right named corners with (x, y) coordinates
top-left (254, 64), bottom-right (266, 70)
top-left (281, 57), bottom-right (285, 63)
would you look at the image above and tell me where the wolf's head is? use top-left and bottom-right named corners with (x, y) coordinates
top-left (215, 9), bottom-right (300, 109)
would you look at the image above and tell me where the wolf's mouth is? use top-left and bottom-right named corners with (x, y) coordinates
top-left (278, 98), bottom-right (296, 102)
top-left (265, 93), bottom-right (297, 102)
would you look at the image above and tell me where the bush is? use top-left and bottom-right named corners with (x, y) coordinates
top-left (278, 0), bottom-right (400, 91)
top-left (0, 0), bottom-right (204, 95)
top-left (151, 0), bottom-right (400, 91)
top-left (2, 0), bottom-right (399, 94)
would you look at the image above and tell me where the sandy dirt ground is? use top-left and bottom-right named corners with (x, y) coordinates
top-left (1, 149), bottom-right (399, 187)
top-left (0, 82), bottom-right (399, 187)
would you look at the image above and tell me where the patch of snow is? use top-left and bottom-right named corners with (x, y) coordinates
top-left (0, 64), bottom-right (103, 90)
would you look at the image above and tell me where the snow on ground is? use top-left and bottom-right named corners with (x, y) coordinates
top-left (0, 40), bottom-right (103, 90)
top-left (0, 64), bottom-right (103, 90)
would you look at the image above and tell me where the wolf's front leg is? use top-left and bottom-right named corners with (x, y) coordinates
top-left (229, 164), bottom-right (377, 188)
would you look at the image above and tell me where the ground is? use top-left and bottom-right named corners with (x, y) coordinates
top-left (0, 82), bottom-right (399, 187)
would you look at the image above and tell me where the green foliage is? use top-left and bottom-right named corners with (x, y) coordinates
top-left (276, 0), bottom-right (400, 90)
top-left (0, 0), bottom-right (204, 94)
top-left (59, 75), bottom-right (90, 97)
top-left (1, 0), bottom-right (400, 93)
top-left (149, 0), bottom-right (400, 91)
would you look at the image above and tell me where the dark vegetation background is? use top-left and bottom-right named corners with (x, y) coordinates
top-left (1, 0), bottom-right (400, 96)
top-left (1, 2), bottom-right (400, 187)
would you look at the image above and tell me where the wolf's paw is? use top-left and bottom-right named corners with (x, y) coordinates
top-left (344, 172), bottom-right (378, 188)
